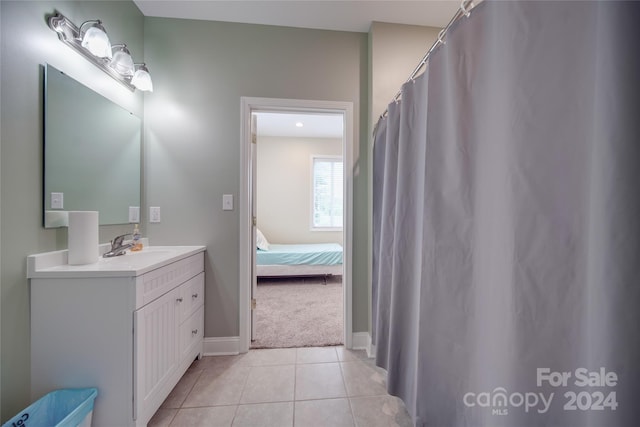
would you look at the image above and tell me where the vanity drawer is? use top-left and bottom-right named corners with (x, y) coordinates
top-left (180, 307), bottom-right (204, 360)
top-left (137, 253), bottom-right (204, 308)
top-left (178, 272), bottom-right (204, 322)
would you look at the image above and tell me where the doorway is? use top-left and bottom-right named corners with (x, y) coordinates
top-left (252, 111), bottom-right (344, 348)
top-left (239, 97), bottom-right (354, 353)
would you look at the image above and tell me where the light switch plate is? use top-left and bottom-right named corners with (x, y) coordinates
top-left (223, 194), bottom-right (233, 211)
top-left (149, 206), bottom-right (161, 223)
top-left (129, 206), bottom-right (140, 223)
top-left (51, 192), bottom-right (64, 209)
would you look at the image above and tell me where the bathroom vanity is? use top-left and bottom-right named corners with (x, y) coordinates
top-left (27, 245), bottom-right (206, 427)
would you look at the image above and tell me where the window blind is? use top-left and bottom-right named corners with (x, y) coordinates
top-left (312, 157), bottom-right (343, 229)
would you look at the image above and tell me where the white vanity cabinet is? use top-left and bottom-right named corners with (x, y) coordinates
top-left (28, 246), bottom-right (206, 427)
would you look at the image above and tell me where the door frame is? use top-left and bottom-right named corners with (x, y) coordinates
top-left (239, 97), bottom-right (354, 353)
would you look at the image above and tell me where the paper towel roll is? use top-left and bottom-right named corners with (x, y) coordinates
top-left (68, 211), bottom-right (99, 265)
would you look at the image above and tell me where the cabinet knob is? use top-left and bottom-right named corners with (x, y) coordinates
top-left (192, 293), bottom-right (198, 299)
top-left (176, 297), bottom-right (183, 303)
top-left (192, 329), bottom-right (198, 335)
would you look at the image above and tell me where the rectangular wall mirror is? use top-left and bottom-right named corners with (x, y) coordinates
top-left (44, 64), bottom-right (141, 228)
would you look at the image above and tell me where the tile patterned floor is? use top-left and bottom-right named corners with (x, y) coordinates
top-left (149, 346), bottom-right (414, 427)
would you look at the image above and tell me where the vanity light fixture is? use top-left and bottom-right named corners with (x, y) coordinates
top-left (47, 12), bottom-right (152, 92)
top-left (131, 64), bottom-right (153, 92)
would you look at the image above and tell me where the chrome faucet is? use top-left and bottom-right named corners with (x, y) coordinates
top-left (103, 233), bottom-right (134, 257)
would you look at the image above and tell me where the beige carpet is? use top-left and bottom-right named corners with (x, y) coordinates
top-left (251, 276), bottom-right (343, 349)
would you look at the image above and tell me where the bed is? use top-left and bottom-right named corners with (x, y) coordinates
top-left (255, 229), bottom-right (343, 279)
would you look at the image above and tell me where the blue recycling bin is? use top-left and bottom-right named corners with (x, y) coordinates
top-left (2, 388), bottom-right (97, 427)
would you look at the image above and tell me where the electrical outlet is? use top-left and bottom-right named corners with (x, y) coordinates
top-left (129, 206), bottom-right (140, 223)
top-left (149, 206), bottom-right (161, 223)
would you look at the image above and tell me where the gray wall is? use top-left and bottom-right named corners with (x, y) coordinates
top-left (0, 1), bottom-right (143, 419)
top-left (143, 17), bottom-right (369, 339)
top-left (0, 2), bottom-right (437, 419)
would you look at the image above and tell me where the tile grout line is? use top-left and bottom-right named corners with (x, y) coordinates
top-left (167, 366), bottom-right (205, 426)
top-left (178, 368), bottom-right (205, 409)
top-left (338, 355), bottom-right (359, 427)
top-left (166, 408), bottom-right (178, 427)
top-left (177, 402), bottom-right (239, 409)
top-left (233, 361), bottom-right (257, 420)
top-left (292, 356), bottom-right (298, 426)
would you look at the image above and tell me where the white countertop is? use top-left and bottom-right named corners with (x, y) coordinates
top-left (27, 244), bottom-right (206, 279)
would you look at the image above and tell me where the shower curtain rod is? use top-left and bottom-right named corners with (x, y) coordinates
top-left (375, 0), bottom-right (481, 131)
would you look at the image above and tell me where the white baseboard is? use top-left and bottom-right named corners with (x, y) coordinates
top-left (351, 332), bottom-right (375, 358)
top-left (204, 334), bottom-right (374, 357)
top-left (203, 336), bottom-right (241, 356)
top-left (369, 342), bottom-right (377, 359)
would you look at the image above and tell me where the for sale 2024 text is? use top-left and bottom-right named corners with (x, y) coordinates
top-left (463, 367), bottom-right (618, 416)
top-left (537, 367), bottom-right (618, 412)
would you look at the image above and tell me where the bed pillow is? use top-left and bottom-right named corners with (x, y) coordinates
top-left (256, 228), bottom-right (270, 251)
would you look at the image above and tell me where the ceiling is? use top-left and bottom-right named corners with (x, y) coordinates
top-left (133, 0), bottom-right (460, 137)
top-left (254, 112), bottom-right (344, 138)
top-left (133, 1), bottom-right (460, 33)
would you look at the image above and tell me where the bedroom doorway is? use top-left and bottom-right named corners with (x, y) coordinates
top-left (239, 98), bottom-right (354, 353)
top-left (252, 111), bottom-right (344, 349)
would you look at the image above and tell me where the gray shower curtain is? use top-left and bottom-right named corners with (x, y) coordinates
top-left (372, 1), bottom-right (640, 426)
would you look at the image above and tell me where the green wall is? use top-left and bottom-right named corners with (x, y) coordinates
top-left (1, 2), bottom-right (372, 419)
top-left (0, 1), bottom-right (143, 420)
top-left (143, 17), bottom-right (370, 338)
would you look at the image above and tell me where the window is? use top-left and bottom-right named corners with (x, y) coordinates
top-left (312, 156), bottom-right (343, 230)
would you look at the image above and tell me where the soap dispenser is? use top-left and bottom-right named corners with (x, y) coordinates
top-left (131, 224), bottom-right (143, 251)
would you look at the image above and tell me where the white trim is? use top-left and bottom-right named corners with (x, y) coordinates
top-left (240, 97), bottom-right (355, 353)
top-left (351, 332), bottom-right (375, 358)
top-left (203, 336), bottom-right (241, 356)
top-left (351, 332), bottom-right (370, 350)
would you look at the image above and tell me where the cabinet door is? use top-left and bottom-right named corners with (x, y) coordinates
top-left (134, 287), bottom-right (180, 420)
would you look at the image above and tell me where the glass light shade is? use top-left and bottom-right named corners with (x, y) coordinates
top-left (131, 66), bottom-right (153, 92)
top-left (110, 45), bottom-right (135, 76)
top-left (81, 25), bottom-right (112, 59)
